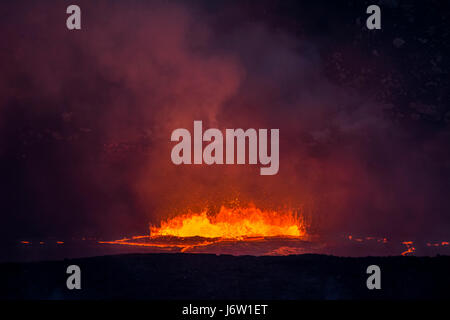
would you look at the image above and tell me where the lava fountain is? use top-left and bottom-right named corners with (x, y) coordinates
top-left (150, 205), bottom-right (307, 239)
top-left (99, 204), bottom-right (313, 255)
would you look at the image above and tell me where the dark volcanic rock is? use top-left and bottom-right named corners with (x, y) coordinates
top-left (1, 253), bottom-right (449, 300)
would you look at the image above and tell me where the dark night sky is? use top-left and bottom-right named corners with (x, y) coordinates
top-left (1, 0), bottom-right (449, 242)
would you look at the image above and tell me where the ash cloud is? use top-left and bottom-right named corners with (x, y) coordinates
top-left (1, 0), bottom-right (449, 241)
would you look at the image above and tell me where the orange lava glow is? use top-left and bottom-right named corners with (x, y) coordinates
top-left (401, 241), bottom-right (416, 256)
top-left (426, 241), bottom-right (449, 247)
top-left (150, 205), bottom-right (307, 239)
top-left (346, 235), bottom-right (388, 243)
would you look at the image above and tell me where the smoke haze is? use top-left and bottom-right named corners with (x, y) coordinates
top-left (1, 0), bottom-right (449, 242)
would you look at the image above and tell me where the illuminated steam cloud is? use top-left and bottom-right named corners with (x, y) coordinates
top-left (1, 0), bottom-right (449, 242)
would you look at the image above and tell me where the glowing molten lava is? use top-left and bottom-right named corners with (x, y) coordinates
top-left (401, 241), bottom-right (416, 256)
top-left (150, 205), bottom-right (307, 239)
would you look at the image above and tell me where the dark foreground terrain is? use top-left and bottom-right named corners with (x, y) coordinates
top-left (1, 253), bottom-right (449, 299)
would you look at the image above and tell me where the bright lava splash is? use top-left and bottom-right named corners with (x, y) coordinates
top-left (98, 204), bottom-right (314, 255)
top-left (150, 205), bottom-right (307, 239)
